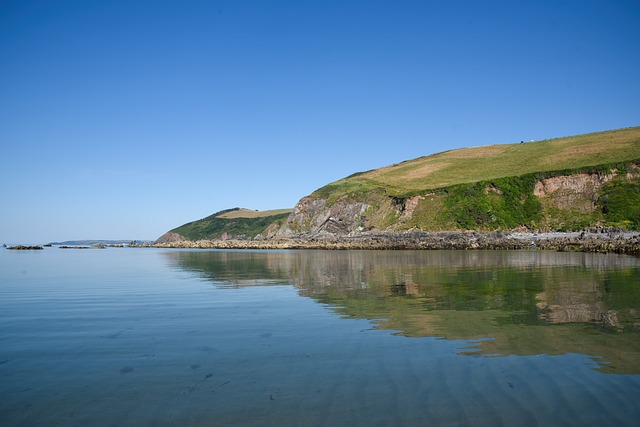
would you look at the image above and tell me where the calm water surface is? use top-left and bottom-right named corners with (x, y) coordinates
top-left (1, 247), bottom-right (639, 426)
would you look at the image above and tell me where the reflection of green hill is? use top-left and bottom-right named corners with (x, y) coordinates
top-left (164, 250), bottom-right (640, 373)
top-left (163, 250), bottom-right (291, 287)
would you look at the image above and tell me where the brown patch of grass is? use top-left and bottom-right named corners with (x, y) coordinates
top-left (539, 127), bottom-right (640, 168)
top-left (545, 141), bottom-right (633, 165)
top-left (433, 144), bottom-right (511, 159)
top-left (366, 161), bottom-right (451, 182)
top-left (218, 208), bottom-right (292, 219)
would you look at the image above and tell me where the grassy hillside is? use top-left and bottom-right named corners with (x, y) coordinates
top-left (216, 208), bottom-right (292, 219)
top-left (314, 127), bottom-right (640, 199)
top-left (309, 127), bottom-right (640, 231)
top-left (169, 208), bottom-right (291, 241)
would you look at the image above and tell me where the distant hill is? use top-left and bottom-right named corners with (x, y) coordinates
top-left (156, 208), bottom-right (292, 242)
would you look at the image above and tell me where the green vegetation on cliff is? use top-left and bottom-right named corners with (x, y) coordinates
top-left (600, 178), bottom-right (640, 229)
top-left (442, 173), bottom-right (543, 230)
top-left (168, 208), bottom-right (291, 241)
top-left (438, 162), bottom-right (640, 231)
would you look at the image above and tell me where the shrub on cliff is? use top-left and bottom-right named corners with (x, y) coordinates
top-left (600, 178), bottom-right (640, 229)
top-left (443, 174), bottom-right (543, 230)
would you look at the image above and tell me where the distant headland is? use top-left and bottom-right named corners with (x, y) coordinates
top-left (151, 127), bottom-right (640, 255)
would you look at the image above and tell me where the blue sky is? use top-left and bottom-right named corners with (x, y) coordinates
top-left (1, 0), bottom-right (639, 243)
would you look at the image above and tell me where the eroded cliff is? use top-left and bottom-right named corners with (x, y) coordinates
top-left (271, 163), bottom-right (640, 237)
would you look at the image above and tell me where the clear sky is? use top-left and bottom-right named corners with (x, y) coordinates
top-left (1, 0), bottom-right (639, 244)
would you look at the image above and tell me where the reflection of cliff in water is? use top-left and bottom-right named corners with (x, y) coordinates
top-left (163, 249), bottom-right (640, 373)
top-left (163, 250), bottom-right (292, 287)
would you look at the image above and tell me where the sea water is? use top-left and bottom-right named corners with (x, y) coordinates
top-left (1, 247), bottom-right (639, 426)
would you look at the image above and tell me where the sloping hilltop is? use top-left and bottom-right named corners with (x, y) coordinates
top-left (156, 208), bottom-right (291, 243)
top-left (275, 127), bottom-right (640, 236)
top-left (315, 127), bottom-right (640, 197)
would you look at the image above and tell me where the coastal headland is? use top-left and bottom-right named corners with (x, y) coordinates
top-left (154, 128), bottom-right (640, 253)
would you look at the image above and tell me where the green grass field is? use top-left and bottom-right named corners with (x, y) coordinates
top-left (314, 127), bottom-right (640, 199)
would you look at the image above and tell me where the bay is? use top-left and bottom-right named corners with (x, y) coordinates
top-left (1, 247), bottom-right (639, 426)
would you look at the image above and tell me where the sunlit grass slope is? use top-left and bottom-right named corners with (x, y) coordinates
top-left (314, 127), bottom-right (640, 199)
top-left (217, 208), bottom-right (292, 219)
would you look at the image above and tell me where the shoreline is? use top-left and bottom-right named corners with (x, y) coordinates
top-left (144, 231), bottom-right (640, 256)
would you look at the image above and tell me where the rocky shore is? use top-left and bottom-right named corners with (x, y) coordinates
top-left (145, 230), bottom-right (640, 256)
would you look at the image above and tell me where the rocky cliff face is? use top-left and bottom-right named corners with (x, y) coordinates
top-left (275, 196), bottom-right (372, 237)
top-left (271, 165), bottom-right (640, 237)
top-left (533, 172), bottom-right (615, 212)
